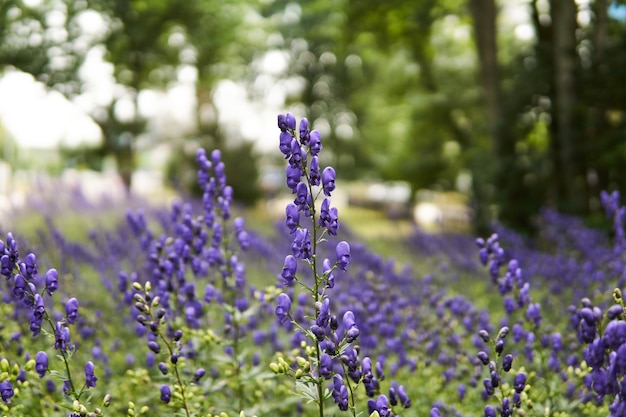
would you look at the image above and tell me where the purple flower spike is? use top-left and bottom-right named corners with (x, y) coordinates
top-left (336, 241), bottom-right (351, 271)
top-left (321, 166), bottom-right (336, 196)
top-left (85, 361), bottom-right (97, 388)
top-left (35, 351), bottom-right (48, 378)
top-left (275, 293), bottom-right (292, 324)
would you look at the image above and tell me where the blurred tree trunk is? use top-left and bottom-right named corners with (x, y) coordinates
top-left (551, 0), bottom-right (582, 212)
top-left (468, 0), bottom-right (501, 154)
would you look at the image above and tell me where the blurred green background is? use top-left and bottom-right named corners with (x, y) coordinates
top-left (1, 0), bottom-right (626, 234)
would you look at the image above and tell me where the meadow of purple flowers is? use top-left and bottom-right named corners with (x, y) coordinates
top-left (1, 113), bottom-right (626, 417)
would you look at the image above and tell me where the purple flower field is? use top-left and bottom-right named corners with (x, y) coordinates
top-left (1, 113), bottom-right (626, 417)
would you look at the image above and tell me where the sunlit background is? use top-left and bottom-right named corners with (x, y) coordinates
top-left (1, 0), bottom-right (626, 233)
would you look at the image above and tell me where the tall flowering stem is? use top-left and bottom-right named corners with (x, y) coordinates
top-left (0, 233), bottom-right (104, 414)
top-left (272, 113), bottom-right (395, 417)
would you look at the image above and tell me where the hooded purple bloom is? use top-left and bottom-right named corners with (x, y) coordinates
top-left (336, 241), bottom-right (351, 271)
top-left (331, 375), bottom-right (349, 411)
top-left (54, 322), bottom-right (71, 352)
top-left (514, 372), bottom-right (527, 393)
top-left (35, 351), bottom-right (48, 378)
top-left (0, 381), bottom-right (14, 403)
top-left (85, 361), bottom-right (97, 388)
top-left (275, 293), bottom-right (292, 324)
top-left (319, 353), bottom-right (333, 379)
top-left (160, 384), bottom-right (171, 403)
top-left (309, 130), bottom-right (322, 156)
top-left (45, 268), bottom-right (59, 295)
top-left (319, 198), bottom-right (339, 236)
top-left (65, 298), bottom-right (78, 324)
top-left (323, 258), bottom-right (335, 289)
top-left (12, 274), bottom-right (27, 300)
top-left (279, 131), bottom-right (293, 156)
top-left (367, 394), bottom-right (391, 417)
top-left (309, 156), bottom-right (321, 186)
top-left (291, 228), bottom-right (312, 260)
top-left (603, 319), bottom-right (626, 351)
top-left (281, 255), bottom-right (298, 286)
top-left (321, 167), bottom-right (336, 196)
top-left (342, 310), bottom-right (360, 343)
top-left (316, 298), bottom-right (331, 328)
top-left (193, 368), bottom-right (206, 383)
top-left (285, 164), bottom-right (302, 192)
top-left (285, 203), bottom-right (300, 234)
top-left (295, 181), bottom-right (310, 211)
top-left (299, 118), bottom-right (310, 145)
top-left (278, 113), bottom-right (296, 131)
top-left (289, 140), bottom-right (303, 168)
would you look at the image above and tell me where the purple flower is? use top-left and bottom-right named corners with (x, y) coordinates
top-left (281, 255), bottom-right (298, 286)
top-left (367, 394), bottom-right (391, 417)
top-left (604, 320), bottom-right (626, 351)
top-left (148, 340), bottom-right (161, 354)
top-left (514, 372), bottom-right (527, 393)
top-left (336, 241), bottom-right (351, 271)
top-left (295, 182), bottom-right (310, 212)
top-left (291, 228), bottom-right (312, 260)
top-left (309, 130), bottom-right (322, 156)
top-left (342, 310), bottom-right (360, 343)
top-left (54, 322), bottom-right (71, 352)
top-left (285, 164), bottom-right (302, 192)
top-left (193, 368), bottom-right (206, 383)
top-left (160, 384), bottom-right (171, 403)
top-left (323, 258), bottom-right (335, 288)
top-left (331, 375), bottom-right (349, 411)
top-left (285, 203), bottom-right (300, 234)
top-left (289, 140), bottom-right (303, 168)
top-left (279, 131), bottom-right (293, 156)
top-left (275, 293), bottom-right (292, 324)
top-left (0, 381), bottom-right (14, 403)
top-left (85, 361), bottom-right (97, 388)
top-left (35, 351), bottom-right (48, 378)
top-left (12, 274), bottom-right (27, 300)
top-left (278, 112), bottom-right (296, 131)
top-left (309, 156), bottom-right (320, 186)
top-left (525, 303), bottom-right (541, 328)
top-left (319, 198), bottom-right (339, 236)
top-left (320, 353), bottom-right (333, 379)
top-left (45, 268), bottom-right (59, 295)
top-left (502, 354), bottom-right (514, 372)
top-left (321, 167), bottom-right (336, 196)
top-left (299, 118), bottom-right (310, 145)
top-left (65, 298), bottom-right (79, 324)
top-left (316, 298), bottom-right (331, 328)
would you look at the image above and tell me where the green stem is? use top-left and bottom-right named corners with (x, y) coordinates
top-left (158, 330), bottom-right (191, 417)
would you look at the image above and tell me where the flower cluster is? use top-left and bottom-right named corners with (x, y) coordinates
top-left (0, 232), bottom-right (103, 413)
top-left (272, 112), bottom-right (410, 417)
